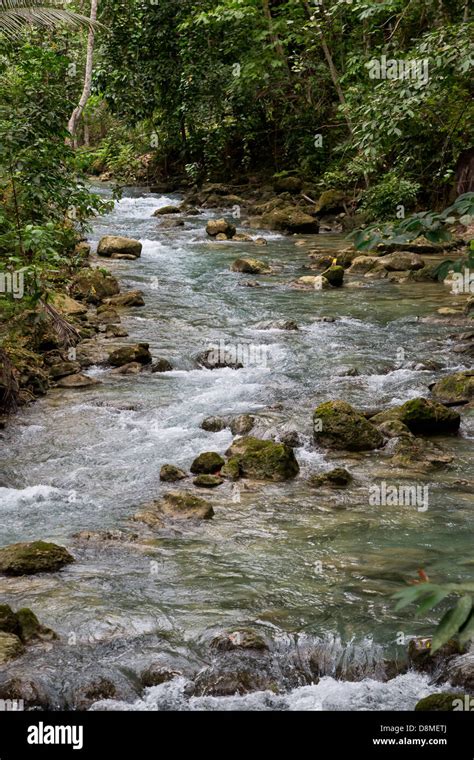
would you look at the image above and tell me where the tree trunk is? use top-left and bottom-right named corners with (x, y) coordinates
top-left (67, 0), bottom-right (99, 144)
top-left (300, 0), bottom-right (353, 134)
top-left (261, 0), bottom-right (289, 70)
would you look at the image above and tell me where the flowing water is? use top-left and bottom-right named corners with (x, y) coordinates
top-left (1, 188), bottom-right (473, 710)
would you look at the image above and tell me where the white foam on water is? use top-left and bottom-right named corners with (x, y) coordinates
top-left (0, 484), bottom-right (60, 507)
top-left (90, 672), bottom-right (451, 712)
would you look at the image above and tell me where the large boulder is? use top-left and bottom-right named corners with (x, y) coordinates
top-left (51, 293), bottom-right (88, 317)
top-left (231, 258), bottom-right (271, 275)
top-left (97, 236), bottom-right (142, 258)
top-left (313, 400), bottom-right (384, 451)
top-left (196, 348), bottom-right (243, 370)
top-left (347, 256), bottom-right (380, 274)
top-left (160, 465), bottom-right (187, 481)
top-left (71, 268), bottom-right (120, 305)
top-left (308, 249), bottom-right (358, 270)
top-left (314, 190), bottom-right (348, 214)
top-left (430, 371), bottom-right (474, 406)
top-left (104, 291), bottom-right (145, 308)
top-left (107, 343), bottom-right (152, 367)
top-left (225, 437), bottom-right (299, 481)
top-left (273, 175), bottom-right (302, 194)
top-left (206, 219), bottom-right (236, 238)
top-left (0, 541), bottom-right (74, 576)
top-left (371, 398), bottom-right (461, 435)
top-left (376, 252), bottom-right (425, 271)
top-left (260, 206), bottom-right (319, 234)
top-left (190, 452), bottom-right (225, 474)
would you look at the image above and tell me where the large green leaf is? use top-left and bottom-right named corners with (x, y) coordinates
top-left (431, 595), bottom-right (472, 653)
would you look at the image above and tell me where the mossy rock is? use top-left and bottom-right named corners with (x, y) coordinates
top-left (152, 205), bottom-right (181, 216)
top-left (414, 693), bottom-right (463, 712)
top-left (260, 206), bottom-right (319, 234)
top-left (308, 467), bottom-right (352, 488)
top-left (321, 265), bottom-right (344, 287)
top-left (97, 235), bottom-right (142, 258)
top-left (206, 219), bottom-right (236, 238)
top-left (108, 343), bottom-right (152, 367)
top-left (151, 358), bottom-right (173, 373)
top-left (201, 416), bottom-right (228, 432)
top-left (313, 400), bottom-right (384, 451)
top-left (190, 452), bottom-right (225, 474)
top-left (193, 474), bottom-right (224, 488)
top-left (211, 629), bottom-right (269, 652)
top-left (16, 608), bottom-right (57, 643)
top-left (0, 632), bottom-right (24, 665)
top-left (160, 491), bottom-right (214, 520)
top-left (221, 457), bottom-right (241, 480)
top-left (315, 190), bottom-right (348, 214)
top-left (231, 258), bottom-right (271, 275)
top-left (273, 175), bottom-right (302, 194)
top-left (160, 464), bottom-right (187, 482)
top-left (0, 604), bottom-right (20, 635)
top-left (71, 268), bottom-right (120, 305)
top-left (134, 491), bottom-right (214, 524)
top-left (430, 371), bottom-right (474, 406)
top-left (229, 414), bottom-right (255, 435)
top-left (398, 398), bottom-right (460, 435)
top-left (0, 541), bottom-right (74, 576)
top-left (225, 437), bottom-right (299, 481)
top-left (391, 436), bottom-right (453, 470)
top-left (375, 419), bottom-right (412, 438)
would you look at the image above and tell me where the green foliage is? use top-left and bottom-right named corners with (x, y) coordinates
top-left (0, 43), bottom-right (111, 310)
top-left (349, 193), bottom-right (474, 252)
top-left (360, 172), bottom-right (420, 221)
top-left (394, 582), bottom-right (474, 653)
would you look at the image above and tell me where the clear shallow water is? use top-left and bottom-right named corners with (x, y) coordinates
top-left (0, 188), bottom-right (473, 709)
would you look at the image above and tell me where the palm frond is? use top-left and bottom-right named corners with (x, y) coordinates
top-left (40, 300), bottom-right (80, 347)
top-left (0, 347), bottom-right (19, 415)
top-left (0, 1), bottom-right (98, 40)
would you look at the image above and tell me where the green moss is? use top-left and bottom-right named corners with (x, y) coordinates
top-left (398, 397), bottom-right (461, 435)
top-left (193, 474), bottom-right (224, 487)
top-left (431, 371), bottom-right (474, 405)
top-left (308, 467), bottom-right (352, 488)
top-left (313, 400), bottom-right (383, 451)
top-left (0, 632), bottom-right (24, 665)
top-left (161, 491), bottom-right (214, 519)
top-left (159, 464), bottom-right (187, 482)
top-left (225, 437), bottom-right (299, 480)
top-left (221, 457), bottom-right (241, 480)
top-left (414, 693), bottom-right (464, 712)
top-left (0, 604), bottom-right (20, 635)
top-left (321, 265), bottom-right (344, 287)
top-left (16, 608), bottom-right (57, 643)
top-left (0, 541), bottom-right (74, 576)
top-left (190, 452), bottom-right (225, 474)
